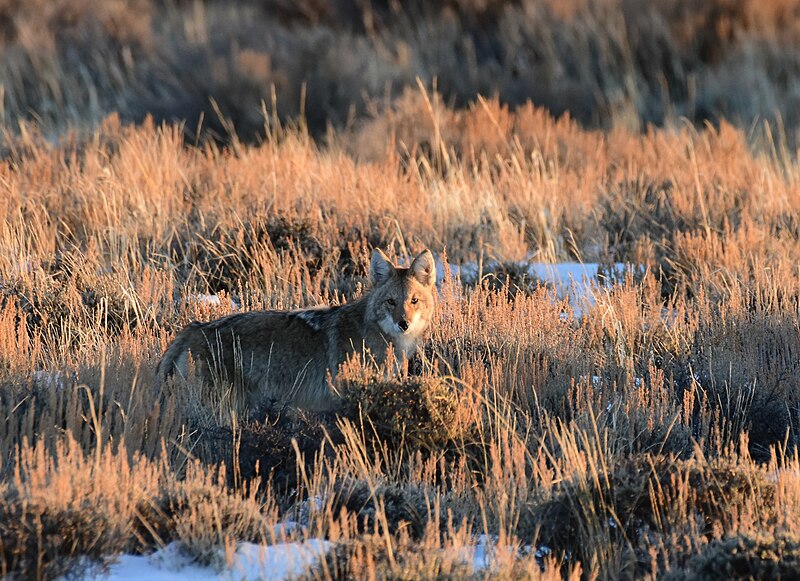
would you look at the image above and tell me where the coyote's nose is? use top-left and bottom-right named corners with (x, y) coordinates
top-left (398, 319), bottom-right (409, 331)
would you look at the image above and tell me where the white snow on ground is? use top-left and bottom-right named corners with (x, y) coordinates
top-left (188, 294), bottom-right (240, 310)
top-left (438, 256), bottom-right (634, 293)
top-left (76, 540), bottom-right (331, 581)
top-left (454, 535), bottom-right (554, 572)
top-left (766, 468), bottom-right (800, 483)
top-left (436, 255), bottom-right (642, 315)
top-left (31, 370), bottom-right (76, 392)
top-left (467, 535), bottom-right (494, 571)
top-left (74, 533), bottom-right (513, 581)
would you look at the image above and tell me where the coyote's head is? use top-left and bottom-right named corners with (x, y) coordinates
top-left (368, 248), bottom-right (437, 354)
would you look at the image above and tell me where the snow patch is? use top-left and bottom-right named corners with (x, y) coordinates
top-left (32, 370), bottom-right (76, 392)
top-left (73, 540), bottom-right (331, 581)
top-left (436, 255), bottom-right (643, 313)
top-left (535, 544), bottom-right (552, 561)
top-left (188, 294), bottom-right (240, 310)
top-left (472, 535), bottom-right (493, 571)
top-left (766, 468), bottom-right (800, 483)
top-left (454, 536), bottom-right (556, 573)
top-left (454, 534), bottom-right (495, 572)
top-left (296, 495), bottom-right (326, 527)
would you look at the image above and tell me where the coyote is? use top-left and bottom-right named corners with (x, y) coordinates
top-left (157, 249), bottom-right (436, 412)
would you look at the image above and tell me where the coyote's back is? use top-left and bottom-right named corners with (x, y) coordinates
top-left (156, 248), bottom-right (436, 413)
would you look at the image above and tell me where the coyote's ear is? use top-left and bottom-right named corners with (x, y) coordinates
top-left (410, 249), bottom-right (436, 287)
top-left (370, 249), bottom-right (395, 285)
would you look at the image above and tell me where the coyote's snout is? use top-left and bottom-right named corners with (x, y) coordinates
top-left (156, 249), bottom-right (437, 412)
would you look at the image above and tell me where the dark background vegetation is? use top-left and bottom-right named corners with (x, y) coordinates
top-left (2, 0), bottom-right (800, 143)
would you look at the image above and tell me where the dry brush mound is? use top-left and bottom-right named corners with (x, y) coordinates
top-left (339, 373), bottom-right (480, 452)
top-left (669, 532), bottom-right (800, 580)
top-left (532, 453), bottom-right (777, 575)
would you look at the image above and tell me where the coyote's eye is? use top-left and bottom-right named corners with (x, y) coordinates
top-left (387, 298), bottom-right (396, 306)
top-left (411, 297), bottom-right (419, 304)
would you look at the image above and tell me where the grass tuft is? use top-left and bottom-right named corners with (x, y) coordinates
top-left (340, 374), bottom-right (479, 453)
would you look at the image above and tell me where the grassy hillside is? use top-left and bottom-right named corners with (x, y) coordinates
top-left (2, 1), bottom-right (800, 579)
top-left (2, 0), bottom-right (800, 141)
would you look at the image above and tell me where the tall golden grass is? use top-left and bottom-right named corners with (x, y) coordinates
top-left (1, 85), bottom-right (799, 578)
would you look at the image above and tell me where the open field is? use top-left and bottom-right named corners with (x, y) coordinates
top-left (3, 1), bottom-right (800, 580)
top-left (3, 92), bottom-right (800, 579)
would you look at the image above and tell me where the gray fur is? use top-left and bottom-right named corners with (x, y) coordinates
top-left (156, 249), bottom-right (437, 413)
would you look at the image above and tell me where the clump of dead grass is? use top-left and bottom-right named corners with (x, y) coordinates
top-left (339, 371), bottom-right (479, 453)
top-left (0, 496), bottom-right (123, 580)
top-left (532, 451), bottom-right (776, 574)
top-left (668, 532), bottom-right (800, 580)
top-left (190, 410), bottom-right (340, 494)
top-left (135, 463), bottom-right (273, 565)
top-left (325, 477), bottom-right (435, 541)
top-left (319, 534), bottom-right (479, 581)
top-left (0, 430), bottom-right (283, 579)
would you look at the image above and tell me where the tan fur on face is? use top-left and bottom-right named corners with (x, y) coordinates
top-left (367, 250), bottom-right (436, 358)
top-left (157, 249), bottom-right (436, 413)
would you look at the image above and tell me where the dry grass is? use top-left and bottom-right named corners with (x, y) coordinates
top-left (667, 531), bottom-right (800, 579)
top-left (3, 0), bottom-right (800, 142)
top-left (1, 94), bottom-right (799, 577)
top-left (2, 3), bottom-right (800, 577)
